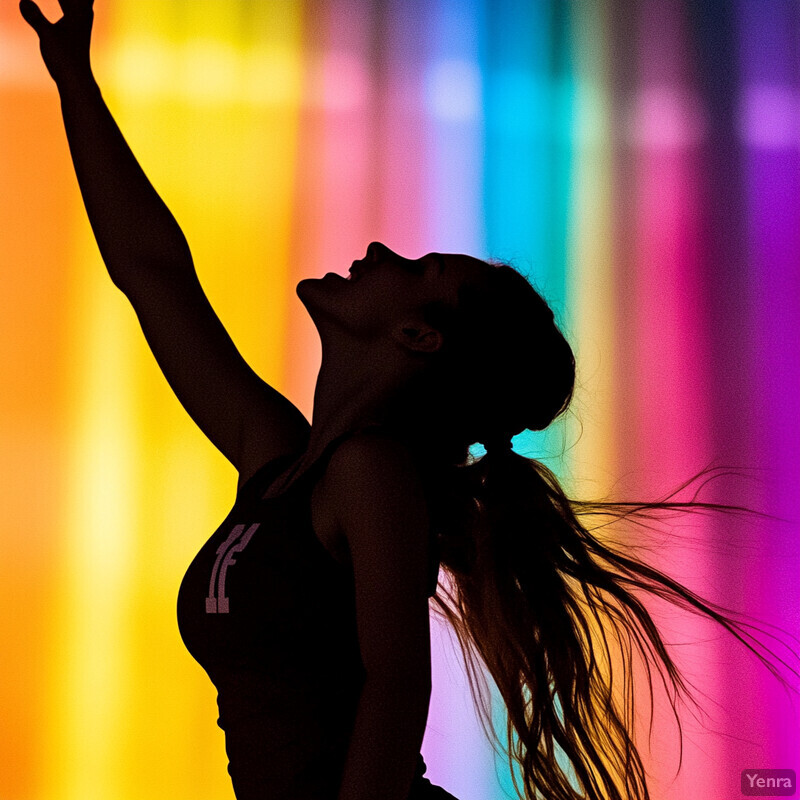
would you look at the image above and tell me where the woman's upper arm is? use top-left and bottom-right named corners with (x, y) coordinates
top-left (324, 433), bottom-right (432, 686)
top-left (122, 269), bottom-right (309, 473)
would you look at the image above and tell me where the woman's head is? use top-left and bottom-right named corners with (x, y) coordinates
top-left (418, 257), bottom-right (575, 448)
top-left (297, 242), bottom-right (575, 452)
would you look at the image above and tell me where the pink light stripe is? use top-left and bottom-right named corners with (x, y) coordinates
top-left (286, 1), bottom-right (375, 417)
top-left (630, 3), bottom-right (720, 798)
top-left (374, 6), bottom-right (429, 255)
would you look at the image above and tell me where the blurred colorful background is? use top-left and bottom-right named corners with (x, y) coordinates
top-left (2, 1), bottom-right (798, 798)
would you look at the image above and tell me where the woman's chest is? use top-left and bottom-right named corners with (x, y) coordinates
top-left (190, 499), bottom-right (345, 616)
top-left (177, 492), bottom-right (358, 668)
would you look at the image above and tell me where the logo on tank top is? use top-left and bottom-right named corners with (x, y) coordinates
top-left (205, 523), bottom-right (260, 613)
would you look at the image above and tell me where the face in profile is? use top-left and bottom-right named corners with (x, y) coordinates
top-left (297, 242), bottom-right (488, 346)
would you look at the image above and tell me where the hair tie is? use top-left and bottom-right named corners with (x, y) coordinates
top-left (483, 434), bottom-right (513, 455)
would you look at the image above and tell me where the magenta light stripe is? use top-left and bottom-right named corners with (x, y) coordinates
top-left (630, 3), bottom-right (721, 798)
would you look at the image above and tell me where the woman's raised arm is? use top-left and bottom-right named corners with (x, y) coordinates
top-left (21, 0), bottom-right (193, 283)
top-left (21, 0), bottom-right (311, 474)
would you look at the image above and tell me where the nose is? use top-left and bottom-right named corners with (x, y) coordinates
top-left (366, 241), bottom-right (395, 262)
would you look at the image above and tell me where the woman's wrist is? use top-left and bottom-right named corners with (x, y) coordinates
top-left (55, 68), bottom-right (100, 99)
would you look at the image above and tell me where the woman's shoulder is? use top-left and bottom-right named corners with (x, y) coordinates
top-left (323, 425), bottom-right (418, 485)
top-left (235, 448), bottom-right (303, 501)
top-left (238, 423), bottom-right (411, 504)
top-left (318, 428), bottom-right (429, 538)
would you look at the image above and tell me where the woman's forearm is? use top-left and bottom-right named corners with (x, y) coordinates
top-left (57, 72), bottom-right (194, 288)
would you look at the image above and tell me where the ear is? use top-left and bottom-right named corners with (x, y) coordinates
top-left (391, 318), bottom-right (443, 354)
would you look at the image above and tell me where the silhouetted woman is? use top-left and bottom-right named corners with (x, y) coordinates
top-left (22, 2), bottom-right (798, 799)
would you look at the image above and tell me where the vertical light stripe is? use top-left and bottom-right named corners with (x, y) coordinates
top-left (41, 246), bottom-right (139, 800)
top-left (374, 0), bottom-right (429, 254)
top-left (285, 0), bottom-right (375, 418)
top-left (423, 0), bottom-right (485, 257)
top-left (483, 1), bottom-right (552, 272)
top-left (735, 0), bottom-right (800, 782)
top-left (0, 10), bottom-right (77, 793)
top-left (565, 2), bottom-right (618, 791)
top-left (566, 1), bottom-right (618, 502)
top-left (627, 3), bottom-right (720, 798)
top-left (421, 3), bottom-right (493, 798)
top-left (482, 2), bottom-right (579, 794)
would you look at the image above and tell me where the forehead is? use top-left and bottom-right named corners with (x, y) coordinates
top-left (424, 253), bottom-right (490, 310)
top-left (439, 253), bottom-right (489, 282)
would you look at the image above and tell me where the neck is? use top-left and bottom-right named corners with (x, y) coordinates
top-left (301, 344), bottom-right (411, 468)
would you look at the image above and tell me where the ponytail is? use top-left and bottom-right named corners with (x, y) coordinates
top-left (428, 453), bottom-right (799, 800)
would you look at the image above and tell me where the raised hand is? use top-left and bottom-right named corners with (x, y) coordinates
top-left (19, 0), bottom-right (95, 84)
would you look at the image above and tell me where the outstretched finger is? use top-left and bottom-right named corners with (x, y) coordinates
top-left (19, 0), bottom-right (50, 34)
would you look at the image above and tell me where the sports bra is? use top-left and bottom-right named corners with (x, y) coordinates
top-left (176, 427), bottom-right (453, 799)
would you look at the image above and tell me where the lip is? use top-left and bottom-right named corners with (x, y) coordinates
top-left (348, 259), bottom-right (365, 280)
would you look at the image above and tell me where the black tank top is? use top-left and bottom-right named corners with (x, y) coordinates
top-left (176, 428), bottom-right (457, 800)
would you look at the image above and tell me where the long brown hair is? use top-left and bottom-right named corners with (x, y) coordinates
top-left (429, 455), bottom-right (798, 800)
top-left (411, 261), bottom-right (799, 800)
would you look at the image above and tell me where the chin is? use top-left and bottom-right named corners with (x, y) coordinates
top-left (296, 276), bottom-right (316, 295)
top-left (296, 276), bottom-right (326, 306)
top-left (296, 277), bottom-right (333, 330)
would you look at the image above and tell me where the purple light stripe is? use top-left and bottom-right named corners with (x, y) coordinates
top-left (736, 0), bottom-right (800, 777)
